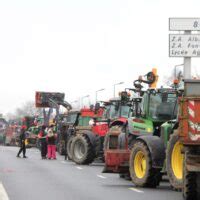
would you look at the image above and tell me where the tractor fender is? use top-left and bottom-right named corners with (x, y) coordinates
top-left (135, 135), bottom-right (165, 168)
top-left (110, 118), bottom-right (127, 128)
top-left (79, 130), bottom-right (97, 147)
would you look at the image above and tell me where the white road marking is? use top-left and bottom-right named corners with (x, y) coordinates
top-left (97, 175), bottom-right (107, 179)
top-left (0, 182), bottom-right (9, 200)
top-left (76, 166), bottom-right (83, 170)
top-left (61, 161), bottom-right (67, 164)
top-left (129, 187), bottom-right (144, 193)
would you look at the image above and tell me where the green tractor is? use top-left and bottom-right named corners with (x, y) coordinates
top-left (103, 70), bottom-right (183, 189)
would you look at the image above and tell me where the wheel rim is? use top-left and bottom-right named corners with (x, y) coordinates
top-left (171, 141), bottom-right (183, 180)
top-left (74, 140), bottom-right (85, 160)
top-left (134, 151), bottom-right (147, 179)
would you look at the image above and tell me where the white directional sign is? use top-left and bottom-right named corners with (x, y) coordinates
top-left (169, 18), bottom-right (200, 31)
top-left (169, 34), bottom-right (200, 57)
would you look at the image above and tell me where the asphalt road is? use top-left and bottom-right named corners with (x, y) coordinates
top-left (0, 146), bottom-right (182, 200)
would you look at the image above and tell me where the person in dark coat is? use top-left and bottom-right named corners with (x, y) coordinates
top-left (17, 126), bottom-right (27, 158)
top-left (38, 125), bottom-right (47, 159)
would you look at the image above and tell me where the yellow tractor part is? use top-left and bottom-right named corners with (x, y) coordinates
top-left (134, 151), bottom-right (147, 179)
top-left (171, 141), bottom-right (183, 180)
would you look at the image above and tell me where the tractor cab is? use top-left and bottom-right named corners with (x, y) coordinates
top-left (131, 88), bottom-right (179, 137)
top-left (141, 89), bottom-right (177, 122)
top-left (106, 91), bottom-right (136, 126)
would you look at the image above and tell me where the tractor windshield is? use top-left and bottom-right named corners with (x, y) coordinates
top-left (67, 113), bottom-right (78, 124)
top-left (149, 92), bottom-right (177, 121)
top-left (119, 105), bottom-right (132, 118)
top-left (103, 105), bottom-right (117, 119)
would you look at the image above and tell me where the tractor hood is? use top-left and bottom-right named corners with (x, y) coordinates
top-left (127, 117), bottom-right (153, 136)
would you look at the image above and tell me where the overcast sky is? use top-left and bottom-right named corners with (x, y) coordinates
top-left (0, 0), bottom-right (200, 114)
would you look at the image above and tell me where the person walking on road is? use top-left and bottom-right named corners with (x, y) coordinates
top-left (16, 126), bottom-right (27, 158)
top-left (38, 125), bottom-right (47, 159)
top-left (46, 125), bottom-right (57, 159)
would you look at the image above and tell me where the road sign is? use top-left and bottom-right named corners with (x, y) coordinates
top-left (169, 34), bottom-right (200, 57)
top-left (169, 18), bottom-right (200, 31)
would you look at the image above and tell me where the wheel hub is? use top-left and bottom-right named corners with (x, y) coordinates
top-left (134, 151), bottom-right (147, 179)
top-left (171, 141), bottom-right (183, 180)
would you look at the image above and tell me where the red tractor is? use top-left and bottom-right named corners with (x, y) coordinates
top-left (69, 103), bottom-right (109, 164)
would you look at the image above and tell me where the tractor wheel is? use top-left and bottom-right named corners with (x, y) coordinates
top-left (71, 134), bottom-right (95, 165)
top-left (66, 136), bottom-right (74, 160)
top-left (129, 140), bottom-right (161, 188)
top-left (166, 131), bottom-right (183, 190)
top-left (183, 155), bottom-right (200, 200)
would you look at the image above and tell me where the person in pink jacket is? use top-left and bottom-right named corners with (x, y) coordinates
top-left (46, 125), bottom-right (57, 159)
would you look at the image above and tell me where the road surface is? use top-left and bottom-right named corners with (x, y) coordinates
top-left (0, 146), bottom-right (182, 200)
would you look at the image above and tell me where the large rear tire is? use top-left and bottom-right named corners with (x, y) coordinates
top-left (71, 134), bottom-right (95, 165)
top-left (66, 136), bottom-right (74, 160)
top-left (129, 141), bottom-right (161, 188)
top-left (166, 131), bottom-right (183, 190)
top-left (183, 154), bottom-right (200, 200)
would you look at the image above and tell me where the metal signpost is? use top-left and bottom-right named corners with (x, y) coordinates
top-left (169, 18), bottom-right (200, 79)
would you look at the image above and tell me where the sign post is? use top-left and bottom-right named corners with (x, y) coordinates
top-left (184, 30), bottom-right (191, 79)
top-left (169, 18), bottom-right (200, 79)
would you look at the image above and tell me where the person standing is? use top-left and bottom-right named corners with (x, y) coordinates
top-left (46, 125), bottom-right (57, 159)
top-left (16, 126), bottom-right (27, 158)
top-left (38, 125), bottom-right (47, 159)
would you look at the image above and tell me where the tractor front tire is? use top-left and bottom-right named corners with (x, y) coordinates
top-left (166, 131), bottom-right (183, 190)
top-left (71, 134), bottom-right (95, 165)
top-left (129, 141), bottom-right (161, 188)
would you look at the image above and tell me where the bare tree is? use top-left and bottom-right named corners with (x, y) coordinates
top-left (6, 101), bottom-right (43, 120)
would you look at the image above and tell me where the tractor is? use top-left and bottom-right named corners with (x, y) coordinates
top-left (67, 104), bottom-right (109, 164)
top-left (103, 69), bottom-right (183, 189)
